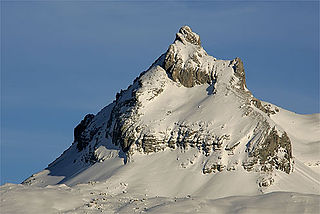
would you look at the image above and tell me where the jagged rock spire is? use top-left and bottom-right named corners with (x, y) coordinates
top-left (175, 26), bottom-right (201, 46)
top-left (162, 26), bottom-right (213, 87)
top-left (162, 26), bottom-right (249, 91)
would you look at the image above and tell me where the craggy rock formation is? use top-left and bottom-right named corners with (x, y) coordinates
top-left (232, 57), bottom-right (246, 90)
top-left (175, 26), bottom-right (201, 46)
top-left (255, 127), bottom-right (292, 174)
top-left (163, 26), bottom-right (215, 88)
top-left (74, 114), bottom-right (95, 151)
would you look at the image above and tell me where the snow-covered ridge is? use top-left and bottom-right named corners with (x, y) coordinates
top-left (21, 26), bottom-right (319, 197)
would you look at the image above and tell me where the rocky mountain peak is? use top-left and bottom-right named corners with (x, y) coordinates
top-left (163, 26), bottom-right (214, 88)
top-left (162, 26), bottom-right (247, 90)
top-left (26, 26), bottom-right (296, 190)
top-left (175, 26), bottom-right (201, 46)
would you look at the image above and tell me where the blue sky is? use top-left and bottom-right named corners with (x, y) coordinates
top-left (1, 1), bottom-right (319, 184)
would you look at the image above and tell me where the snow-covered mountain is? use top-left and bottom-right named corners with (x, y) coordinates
top-left (2, 26), bottom-right (319, 214)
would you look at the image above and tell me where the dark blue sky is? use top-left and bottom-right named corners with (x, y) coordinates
top-left (1, 1), bottom-right (319, 184)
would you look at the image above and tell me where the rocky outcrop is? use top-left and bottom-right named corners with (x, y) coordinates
top-left (175, 26), bottom-right (201, 46)
top-left (74, 114), bottom-right (95, 151)
top-left (256, 127), bottom-right (292, 174)
top-left (232, 57), bottom-right (247, 90)
top-left (106, 82), bottom-right (141, 153)
top-left (162, 26), bottom-right (215, 88)
top-left (229, 57), bottom-right (278, 116)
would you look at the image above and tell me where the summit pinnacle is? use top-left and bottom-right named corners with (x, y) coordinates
top-left (175, 26), bottom-right (201, 46)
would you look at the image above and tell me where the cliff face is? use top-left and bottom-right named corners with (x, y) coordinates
top-left (163, 26), bottom-right (213, 88)
top-left (23, 26), bottom-right (294, 189)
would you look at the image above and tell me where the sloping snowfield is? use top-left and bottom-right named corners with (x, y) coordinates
top-left (1, 183), bottom-right (319, 214)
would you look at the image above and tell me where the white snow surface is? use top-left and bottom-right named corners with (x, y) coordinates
top-left (1, 182), bottom-right (319, 214)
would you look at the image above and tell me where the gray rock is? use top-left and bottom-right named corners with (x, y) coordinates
top-left (162, 26), bottom-right (213, 88)
top-left (175, 26), bottom-right (201, 46)
top-left (74, 114), bottom-right (95, 151)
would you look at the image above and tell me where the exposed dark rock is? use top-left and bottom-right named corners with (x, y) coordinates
top-left (258, 127), bottom-right (292, 174)
top-left (81, 149), bottom-right (98, 164)
top-left (163, 47), bottom-right (212, 88)
top-left (74, 114), bottom-right (95, 151)
top-left (203, 163), bottom-right (223, 174)
top-left (228, 58), bottom-right (278, 117)
top-left (175, 26), bottom-right (201, 46)
top-left (232, 57), bottom-right (247, 90)
top-left (161, 26), bottom-right (215, 88)
top-left (250, 127), bottom-right (293, 174)
top-left (251, 98), bottom-right (277, 116)
top-left (106, 79), bottom-right (142, 153)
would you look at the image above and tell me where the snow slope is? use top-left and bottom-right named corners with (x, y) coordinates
top-left (1, 183), bottom-right (319, 214)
